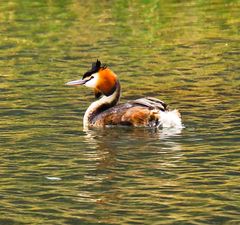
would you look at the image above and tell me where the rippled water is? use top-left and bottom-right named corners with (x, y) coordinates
top-left (0, 1), bottom-right (239, 224)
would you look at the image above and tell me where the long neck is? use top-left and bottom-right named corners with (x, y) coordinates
top-left (83, 80), bottom-right (121, 128)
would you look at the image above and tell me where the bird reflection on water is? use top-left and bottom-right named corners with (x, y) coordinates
top-left (84, 126), bottom-right (183, 144)
top-left (83, 126), bottom-right (183, 146)
top-left (82, 126), bottom-right (183, 169)
top-left (77, 127), bottom-right (183, 209)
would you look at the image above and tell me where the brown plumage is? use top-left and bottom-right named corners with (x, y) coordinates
top-left (66, 60), bottom-right (182, 129)
top-left (93, 101), bottom-right (162, 127)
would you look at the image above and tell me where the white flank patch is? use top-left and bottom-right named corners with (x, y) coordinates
top-left (159, 110), bottom-right (183, 128)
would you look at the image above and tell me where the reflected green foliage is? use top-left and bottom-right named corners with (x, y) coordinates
top-left (0, 0), bottom-right (239, 224)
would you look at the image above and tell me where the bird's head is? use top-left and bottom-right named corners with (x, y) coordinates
top-left (66, 60), bottom-right (118, 98)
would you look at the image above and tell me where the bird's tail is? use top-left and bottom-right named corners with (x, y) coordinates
top-left (158, 110), bottom-right (183, 128)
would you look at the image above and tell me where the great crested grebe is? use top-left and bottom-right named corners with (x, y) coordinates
top-left (66, 60), bottom-right (182, 129)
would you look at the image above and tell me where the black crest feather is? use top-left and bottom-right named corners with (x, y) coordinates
top-left (83, 59), bottom-right (107, 79)
top-left (93, 59), bottom-right (101, 70)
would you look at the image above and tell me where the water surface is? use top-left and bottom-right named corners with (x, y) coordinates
top-left (0, 1), bottom-right (239, 224)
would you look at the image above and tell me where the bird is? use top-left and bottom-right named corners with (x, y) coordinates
top-left (66, 60), bottom-right (182, 129)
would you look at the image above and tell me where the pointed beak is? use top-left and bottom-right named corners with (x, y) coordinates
top-left (65, 79), bottom-right (86, 86)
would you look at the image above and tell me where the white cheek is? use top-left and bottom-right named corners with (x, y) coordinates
top-left (84, 73), bottom-right (99, 88)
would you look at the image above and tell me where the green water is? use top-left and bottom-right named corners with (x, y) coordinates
top-left (0, 1), bottom-right (239, 224)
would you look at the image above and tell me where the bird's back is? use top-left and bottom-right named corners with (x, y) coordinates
top-left (91, 97), bottom-right (169, 127)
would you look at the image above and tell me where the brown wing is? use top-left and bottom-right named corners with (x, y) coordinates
top-left (93, 104), bottom-right (160, 127)
top-left (121, 106), bottom-right (157, 127)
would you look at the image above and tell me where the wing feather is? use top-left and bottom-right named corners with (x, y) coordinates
top-left (129, 97), bottom-right (167, 111)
